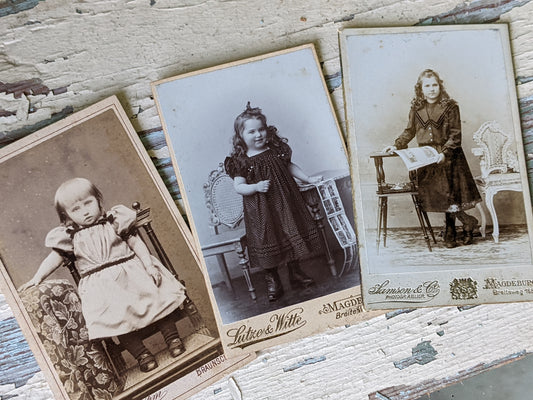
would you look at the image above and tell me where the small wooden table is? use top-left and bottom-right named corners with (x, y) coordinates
top-left (369, 152), bottom-right (436, 252)
top-left (299, 169), bottom-right (357, 277)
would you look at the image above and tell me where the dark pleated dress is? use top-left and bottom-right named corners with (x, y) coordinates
top-left (225, 142), bottom-right (321, 270)
top-left (395, 99), bottom-right (482, 213)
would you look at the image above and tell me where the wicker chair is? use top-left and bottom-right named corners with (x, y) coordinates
top-left (472, 121), bottom-right (522, 243)
top-left (202, 163), bottom-right (256, 300)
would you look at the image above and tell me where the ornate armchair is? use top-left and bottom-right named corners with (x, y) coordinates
top-left (472, 121), bottom-right (522, 243)
top-left (202, 163), bottom-right (256, 300)
top-left (20, 280), bottom-right (125, 400)
top-left (20, 203), bottom-right (221, 400)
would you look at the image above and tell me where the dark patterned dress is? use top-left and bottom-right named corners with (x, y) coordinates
top-left (225, 142), bottom-right (321, 270)
top-left (394, 100), bottom-right (481, 213)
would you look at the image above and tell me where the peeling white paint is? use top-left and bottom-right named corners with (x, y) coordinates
top-left (1, 0), bottom-right (533, 399)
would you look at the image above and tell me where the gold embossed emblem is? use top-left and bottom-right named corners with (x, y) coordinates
top-left (450, 278), bottom-right (478, 300)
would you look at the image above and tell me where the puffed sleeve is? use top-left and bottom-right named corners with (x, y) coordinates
top-left (45, 226), bottom-right (74, 254)
top-left (108, 205), bottom-right (137, 238)
top-left (224, 156), bottom-right (245, 179)
top-left (274, 141), bottom-right (292, 163)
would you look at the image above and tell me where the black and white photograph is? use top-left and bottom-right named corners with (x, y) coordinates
top-left (153, 45), bottom-right (367, 354)
top-left (340, 25), bottom-right (533, 309)
top-left (0, 97), bottom-right (252, 400)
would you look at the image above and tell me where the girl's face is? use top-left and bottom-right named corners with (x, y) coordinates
top-left (421, 76), bottom-right (440, 103)
top-left (64, 194), bottom-right (102, 226)
top-left (241, 118), bottom-right (267, 152)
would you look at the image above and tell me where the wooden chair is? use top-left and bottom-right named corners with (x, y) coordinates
top-left (472, 121), bottom-right (522, 243)
top-left (62, 202), bottom-right (220, 399)
top-left (202, 163), bottom-right (256, 300)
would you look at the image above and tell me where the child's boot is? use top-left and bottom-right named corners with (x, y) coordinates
top-left (444, 212), bottom-right (457, 248)
top-left (158, 311), bottom-right (186, 358)
top-left (456, 211), bottom-right (478, 245)
top-left (287, 260), bottom-right (315, 288)
top-left (137, 350), bottom-right (158, 372)
top-left (120, 330), bottom-right (158, 373)
top-left (264, 268), bottom-right (284, 301)
top-left (167, 337), bottom-right (186, 358)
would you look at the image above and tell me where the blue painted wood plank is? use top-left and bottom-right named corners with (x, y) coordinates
top-left (417, 0), bottom-right (532, 25)
top-left (0, 317), bottom-right (40, 388)
top-left (0, 106), bottom-right (73, 147)
top-left (139, 128), bottom-right (168, 150)
top-left (0, 0), bottom-right (44, 18)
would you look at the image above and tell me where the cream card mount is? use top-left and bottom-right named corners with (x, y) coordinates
top-left (152, 44), bottom-right (377, 355)
top-left (340, 24), bottom-right (533, 310)
top-left (0, 96), bottom-right (253, 400)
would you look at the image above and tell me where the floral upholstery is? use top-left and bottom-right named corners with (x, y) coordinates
top-left (20, 279), bottom-right (124, 400)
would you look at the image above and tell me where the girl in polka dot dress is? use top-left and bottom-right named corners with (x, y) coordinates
top-left (225, 103), bottom-right (322, 301)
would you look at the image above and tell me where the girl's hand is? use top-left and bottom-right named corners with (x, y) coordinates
top-left (383, 145), bottom-right (397, 154)
top-left (307, 175), bottom-right (323, 184)
top-left (18, 278), bottom-right (40, 292)
top-left (436, 153), bottom-right (446, 164)
top-left (147, 265), bottom-right (162, 287)
top-left (255, 180), bottom-right (270, 193)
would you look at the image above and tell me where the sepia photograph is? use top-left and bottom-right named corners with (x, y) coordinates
top-left (153, 44), bottom-right (367, 354)
top-left (0, 97), bottom-right (251, 400)
top-left (341, 24), bottom-right (533, 309)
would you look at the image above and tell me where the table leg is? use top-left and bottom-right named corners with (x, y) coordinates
top-left (215, 254), bottom-right (235, 295)
top-left (376, 196), bottom-right (383, 254)
top-left (422, 210), bottom-right (437, 243)
top-left (308, 197), bottom-right (336, 277)
top-left (235, 240), bottom-right (256, 301)
top-left (382, 196), bottom-right (388, 248)
top-left (411, 194), bottom-right (432, 252)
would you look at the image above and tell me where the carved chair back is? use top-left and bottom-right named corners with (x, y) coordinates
top-left (203, 163), bottom-right (244, 234)
top-left (472, 120), bottom-right (519, 179)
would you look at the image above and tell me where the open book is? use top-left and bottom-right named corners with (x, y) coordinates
top-left (394, 146), bottom-right (440, 171)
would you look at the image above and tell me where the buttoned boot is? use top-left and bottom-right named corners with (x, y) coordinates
top-left (456, 211), bottom-right (478, 245)
top-left (287, 260), bottom-right (315, 288)
top-left (264, 268), bottom-right (284, 301)
top-left (444, 212), bottom-right (457, 249)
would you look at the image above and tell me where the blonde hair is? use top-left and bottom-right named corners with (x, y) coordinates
top-left (54, 178), bottom-right (103, 224)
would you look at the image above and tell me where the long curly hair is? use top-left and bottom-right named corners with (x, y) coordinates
top-left (230, 102), bottom-right (287, 161)
top-left (411, 69), bottom-right (452, 109)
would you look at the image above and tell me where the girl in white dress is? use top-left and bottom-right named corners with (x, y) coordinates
top-left (20, 178), bottom-right (187, 372)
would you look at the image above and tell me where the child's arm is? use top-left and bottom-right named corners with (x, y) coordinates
top-left (19, 251), bottom-right (64, 291)
top-left (233, 176), bottom-right (270, 195)
top-left (384, 107), bottom-right (417, 153)
top-left (383, 145), bottom-right (397, 154)
top-left (288, 163), bottom-right (322, 184)
top-left (127, 234), bottom-right (162, 286)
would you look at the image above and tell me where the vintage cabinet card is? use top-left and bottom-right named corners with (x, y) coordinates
top-left (153, 44), bottom-right (374, 355)
top-left (0, 96), bottom-right (253, 400)
top-left (340, 24), bottom-right (533, 309)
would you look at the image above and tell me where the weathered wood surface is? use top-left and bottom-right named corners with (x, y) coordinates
top-left (1, 0), bottom-right (533, 399)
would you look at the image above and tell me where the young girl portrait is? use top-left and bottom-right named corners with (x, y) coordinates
top-left (224, 103), bottom-right (323, 302)
top-left (20, 177), bottom-right (188, 373)
top-left (154, 46), bottom-right (359, 346)
top-left (384, 69), bottom-right (482, 248)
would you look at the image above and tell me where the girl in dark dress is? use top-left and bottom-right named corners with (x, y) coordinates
top-left (225, 103), bottom-right (322, 301)
top-left (384, 69), bottom-right (481, 248)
